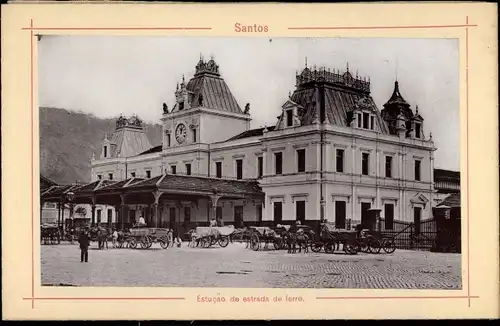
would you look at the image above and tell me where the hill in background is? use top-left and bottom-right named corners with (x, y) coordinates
top-left (40, 107), bottom-right (162, 185)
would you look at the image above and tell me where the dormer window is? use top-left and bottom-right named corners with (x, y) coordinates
top-left (179, 102), bottom-right (184, 111)
top-left (286, 110), bottom-right (293, 127)
top-left (363, 113), bottom-right (369, 129)
top-left (357, 113), bottom-right (362, 128)
top-left (415, 123), bottom-right (421, 139)
top-left (103, 146), bottom-right (108, 158)
top-left (370, 116), bottom-right (374, 130)
top-left (166, 133), bottom-right (171, 147)
top-left (192, 128), bottom-right (197, 142)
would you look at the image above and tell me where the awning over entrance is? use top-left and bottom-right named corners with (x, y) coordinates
top-left (41, 174), bottom-right (264, 227)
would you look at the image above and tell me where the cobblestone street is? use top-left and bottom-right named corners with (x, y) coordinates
top-left (41, 242), bottom-right (462, 289)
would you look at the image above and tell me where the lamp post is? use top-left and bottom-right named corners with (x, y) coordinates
top-left (65, 191), bottom-right (76, 237)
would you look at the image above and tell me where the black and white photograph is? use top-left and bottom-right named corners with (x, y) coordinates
top-left (39, 36), bottom-right (461, 289)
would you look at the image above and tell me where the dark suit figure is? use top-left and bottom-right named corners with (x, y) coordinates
top-left (78, 231), bottom-right (90, 262)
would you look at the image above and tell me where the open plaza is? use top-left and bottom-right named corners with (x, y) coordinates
top-left (41, 241), bottom-right (461, 289)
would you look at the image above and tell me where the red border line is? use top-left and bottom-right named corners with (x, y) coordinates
top-left (23, 297), bottom-right (185, 301)
top-left (22, 27), bottom-right (212, 31)
top-left (30, 18), bottom-right (35, 310)
top-left (27, 18), bottom-right (475, 307)
top-left (288, 24), bottom-right (477, 30)
top-left (317, 296), bottom-right (479, 300)
top-left (465, 15), bottom-right (471, 309)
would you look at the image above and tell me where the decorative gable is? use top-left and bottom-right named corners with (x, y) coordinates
top-left (275, 99), bottom-right (304, 130)
top-left (410, 193), bottom-right (429, 207)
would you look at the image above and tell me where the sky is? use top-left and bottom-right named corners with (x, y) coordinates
top-left (38, 36), bottom-right (460, 170)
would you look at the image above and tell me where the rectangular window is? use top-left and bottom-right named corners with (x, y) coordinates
top-left (257, 156), bottom-right (263, 178)
top-left (335, 201), bottom-right (347, 229)
top-left (171, 165), bottom-right (176, 174)
top-left (166, 134), bottom-right (171, 147)
top-left (185, 164), bottom-right (191, 176)
top-left (363, 112), bottom-right (369, 129)
top-left (146, 170), bottom-right (151, 178)
top-left (385, 156), bottom-right (393, 178)
top-left (357, 113), bottom-right (362, 128)
top-left (415, 160), bottom-right (421, 181)
top-left (192, 129), bottom-right (197, 142)
top-left (273, 202), bottom-right (283, 223)
top-left (336, 149), bottom-right (344, 173)
top-left (236, 159), bottom-right (243, 180)
top-left (296, 200), bottom-right (306, 224)
top-left (297, 149), bottom-right (306, 173)
top-left (415, 123), bottom-right (421, 138)
top-left (275, 152), bottom-right (283, 175)
top-left (362, 153), bottom-right (369, 175)
top-left (215, 162), bottom-right (222, 178)
top-left (130, 172), bottom-right (136, 178)
top-left (97, 210), bottom-right (102, 224)
top-left (104, 146), bottom-right (108, 158)
top-left (370, 116), bottom-right (374, 130)
top-left (97, 174), bottom-right (102, 180)
top-left (235, 160), bottom-right (243, 179)
top-left (286, 110), bottom-right (293, 127)
top-left (107, 209), bottom-right (112, 223)
top-left (384, 203), bottom-right (394, 230)
top-left (108, 173), bottom-right (113, 180)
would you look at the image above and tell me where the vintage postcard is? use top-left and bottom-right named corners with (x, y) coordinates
top-left (1, 2), bottom-right (498, 320)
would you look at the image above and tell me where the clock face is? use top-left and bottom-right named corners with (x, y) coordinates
top-left (175, 123), bottom-right (187, 144)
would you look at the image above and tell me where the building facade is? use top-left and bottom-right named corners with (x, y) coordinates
top-left (90, 58), bottom-right (438, 231)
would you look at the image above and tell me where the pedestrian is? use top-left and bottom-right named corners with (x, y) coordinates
top-left (78, 230), bottom-right (90, 263)
top-left (112, 228), bottom-right (118, 248)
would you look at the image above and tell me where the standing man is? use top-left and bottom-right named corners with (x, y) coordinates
top-left (78, 230), bottom-right (90, 263)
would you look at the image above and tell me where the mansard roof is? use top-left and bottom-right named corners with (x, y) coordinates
top-left (290, 65), bottom-right (390, 133)
top-left (108, 120), bottom-right (152, 158)
top-left (171, 58), bottom-right (243, 114)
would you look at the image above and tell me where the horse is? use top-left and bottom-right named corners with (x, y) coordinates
top-left (285, 228), bottom-right (310, 253)
top-left (90, 227), bottom-right (110, 249)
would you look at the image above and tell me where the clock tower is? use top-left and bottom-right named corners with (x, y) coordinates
top-left (160, 57), bottom-right (251, 174)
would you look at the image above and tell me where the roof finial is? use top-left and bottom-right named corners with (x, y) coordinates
top-left (182, 74), bottom-right (185, 83)
top-left (347, 62), bottom-right (349, 72)
top-left (210, 53), bottom-right (214, 60)
top-left (416, 105), bottom-right (419, 114)
top-left (429, 132), bottom-right (433, 141)
top-left (305, 57), bottom-right (308, 68)
top-left (176, 82), bottom-right (179, 90)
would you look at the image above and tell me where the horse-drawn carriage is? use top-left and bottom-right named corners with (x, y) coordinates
top-left (115, 227), bottom-right (172, 249)
top-left (311, 223), bottom-right (360, 255)
top-left (311, 223), bottom-right (396, 255)
top-left (248, 226), bottom-right (284, 251)
top-left (190, 226), bottom-right (233, 248)
top-left (41, 223), bottom-right (61, 245)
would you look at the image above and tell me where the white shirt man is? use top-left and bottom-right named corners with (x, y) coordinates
top-left (138, 216), bottom-right (146, 225)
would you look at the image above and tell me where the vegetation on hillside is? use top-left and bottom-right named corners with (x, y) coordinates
top-left (39, 107), bottom-right (162, 185)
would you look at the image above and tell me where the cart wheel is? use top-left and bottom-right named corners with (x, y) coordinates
top-left (311, 242), bottom-right (324, 253)
top-left (201, 237), bottom-right (210, 248)
top-left (324, 243), bottom-right (334, 253)
top-left (250, 234), bottom-right (260, 251)
top-left (129, 238), bottom-right (137, 249)
top-left (344, 241), bottom-right (358, 255)
top-left (147, 236), bottom-right (153, 248)
top-left (382, 239), bottom-right (396, 254)
top-left (219, 236), bottom-right (230, 248)
top-left (368, 238), bottom-right (382, 254)
top-left (159, 236), bottom-right (170, 249)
